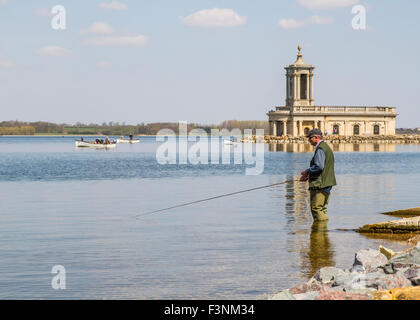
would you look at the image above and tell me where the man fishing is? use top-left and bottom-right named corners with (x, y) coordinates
top-left (137, 128), bottom-right (337, 219)
top-left (300, 129), bottom-right (337, 222)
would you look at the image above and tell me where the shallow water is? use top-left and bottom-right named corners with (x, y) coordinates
top-left (0, 136), bottom-right (419, 299)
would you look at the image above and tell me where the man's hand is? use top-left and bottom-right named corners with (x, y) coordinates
top-left (300, 170), bottom-right (309, 181)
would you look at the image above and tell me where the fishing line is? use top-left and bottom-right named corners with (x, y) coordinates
top-left (135, 179), bottom-right (298, 218)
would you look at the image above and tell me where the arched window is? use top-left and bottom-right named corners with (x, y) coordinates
top-left (353, 124), bottom-right (360, 135)
top-left (333, 125), bottom-right (339, 135)
top-left (304, 127), bottom-right (309, 136)
top-left (373, 125), bottom-right (380, 135)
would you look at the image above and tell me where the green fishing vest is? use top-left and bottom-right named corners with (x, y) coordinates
top-left (309, 141), bottom-right (337, 189)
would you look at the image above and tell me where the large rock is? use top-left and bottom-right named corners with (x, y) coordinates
top-left (293, 291), bottom-right (320, 300)
top-left (373, 286), bottom-right (420, 300)
top-left (358, 216), bottom-right (420, 234)
top-left (315, 287), bottom-right (372, 300)
top-left (403, 266), bottom-right (420, 285)
top-left (269, 242), bottom-right (420, 300)
top-left (379, 261), bottom-right (420, 286)
top-left (289, 280), bottom-right (323, 295)
top-left (313, 267), bottom-right (347, 284)
top-left (362, 272), bottom-right (412, 290)
top-left (270, 290), bottom-right (296, 300)
top-left (389, 246), bottom-right (420, 265)
top-left (333, 272), bottom-right (376, 293)
top-left (351, 249), bottom-right (388, 273)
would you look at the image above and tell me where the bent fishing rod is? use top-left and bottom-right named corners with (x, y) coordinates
top-left (135, 179), bottom-right (299, 218)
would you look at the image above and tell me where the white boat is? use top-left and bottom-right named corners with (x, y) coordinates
top-left (116, 139), bottom-right (140, 144)
top-left (75, 140), bottom-right (117, 148)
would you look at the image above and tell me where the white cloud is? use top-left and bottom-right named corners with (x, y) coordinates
top-left (309, 15), bottom-right (334, 24)
top-left (0, 56), bottom-right (14, 68)
top-left (35, 46), bottom-right (70, 57)
top-left (82, 22), bottom-right (115, 35)
top-left (84, 35), bottom-right (148, 46)
top-left (0, 0), bottom-right (9, 5)
top-left (278, 15), bottom-right (333, 29)
top-left (99, 2), bottom-right (128, 10)
top-left (33, 8), bottom-right (53, 17)
top-left (298, 0), bottom-right (359, 10)
top-left (180, 8), bottom-right (247, 28)
top-left (278, 18), bottom-right (306, 29)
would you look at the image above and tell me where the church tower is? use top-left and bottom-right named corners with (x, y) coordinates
top-left (285, 45), bottom-right (315, 108)
top-left (267, 45), bottom-right (396, 137)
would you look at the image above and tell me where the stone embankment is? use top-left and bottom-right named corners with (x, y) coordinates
top-left (271, 237), bottom-right (420, 300)
top-left (358, 216), bottom-right (420, 234)
top-left (242, 134), bottom-right (420, 144)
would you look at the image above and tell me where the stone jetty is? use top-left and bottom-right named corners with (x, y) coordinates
top-left (381, 207), bottom-right (420, 218)
top-left (358, 216), bottom-right (420, 234)
top-left (242, 134), bottom-right (420, 144)
top-left (271, 237), bottom-right (420, 300)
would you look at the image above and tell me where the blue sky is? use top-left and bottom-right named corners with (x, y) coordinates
top-left (0, 0), bottom-right (419, 127)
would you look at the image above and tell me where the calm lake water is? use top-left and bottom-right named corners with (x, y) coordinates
top-left (0, 136), bottom-right (419, 299)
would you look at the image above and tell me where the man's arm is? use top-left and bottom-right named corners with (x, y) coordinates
top-left (305, 149), bottom-right (326, 176)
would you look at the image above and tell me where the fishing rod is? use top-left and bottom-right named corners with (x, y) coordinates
top-left (135, 179), bottom-right (299, 218)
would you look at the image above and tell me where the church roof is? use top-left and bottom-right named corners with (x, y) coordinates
top-left (289, 45), bottom-right (313, 68)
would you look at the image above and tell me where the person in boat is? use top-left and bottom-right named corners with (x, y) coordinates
top-left (81, 137), bottom-right (84, 142)
top-left (105, 136), bottom-right (111, 144)
top-left (300, 128), bottom-right (337, 222)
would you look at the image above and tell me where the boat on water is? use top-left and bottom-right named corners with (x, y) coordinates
top-left (116, 138), bottom-right (140, 144)
top-left (75, 140), bottom-right (117, 148)
top-left (116, 135), bottom-right (140, 144)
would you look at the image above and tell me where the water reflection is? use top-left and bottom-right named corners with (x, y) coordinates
top-left (307, 221), bottom-right (334, 277)
top-left (284, 175), bottom-right (311, 223)
top-left (269, 143), bottom-right (395, 153)
top-left (282, 176), bottom-right (335, 278)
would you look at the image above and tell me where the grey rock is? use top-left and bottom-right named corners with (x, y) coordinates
top-left (402, 266), bottom-right (420, 286)
top-left (271, 290), bottom-right (296, 300)
top-left (404, 268), bottom-right (417, 279)
top-left (313, 267), bottom-right (347, 284)
top-left (379, 263), bottom-right (395, 274)
top-left (293, 291), bottom-right (319, 300)
top-left (289, 280), bottom-right (322, 294)
top-left (351, 249), bottom-right (388, 273)
top-left (333, 272), bottom-right (357, 288)
top-left (362, 271), bottom-right (412, 290)
top-left (332, 272), bottom-right (376, 294)
top-left (389, 247), bottom-right (420, 265)
top-left (349, 264), bottom-right (365, 273)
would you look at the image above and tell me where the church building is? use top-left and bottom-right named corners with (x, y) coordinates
top-left (267, 45), bottom-right (397, 137)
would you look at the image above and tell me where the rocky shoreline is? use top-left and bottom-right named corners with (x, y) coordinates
top-left (242, 134), bottom-right (420, 144)
top-left (271, 237), bottom-right (420, 300)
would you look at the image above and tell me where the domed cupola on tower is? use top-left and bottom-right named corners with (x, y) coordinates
top-left (285, 45), bottom-right (315, 108)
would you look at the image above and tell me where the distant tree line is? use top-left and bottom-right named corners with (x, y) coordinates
top-left (396, 128), bottom-right (420, 134)
top-left (3, 121), bottom-right (416, 136)
top-left (0, 125), bottom-right (36, 135)
top-left (0, 120), bottom-right (269, 135)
